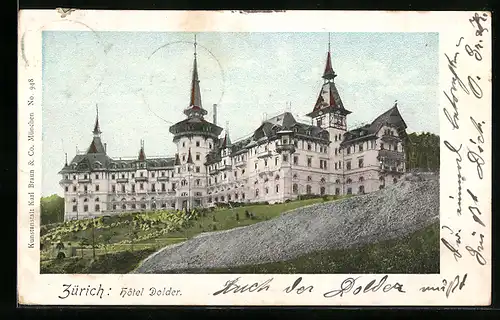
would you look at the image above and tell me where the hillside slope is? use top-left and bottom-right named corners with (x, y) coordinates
top-left (133, 173), bottom-right (439, 273)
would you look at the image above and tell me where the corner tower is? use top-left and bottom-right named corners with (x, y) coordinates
top-left (168, 35), bottom-right (223, 210)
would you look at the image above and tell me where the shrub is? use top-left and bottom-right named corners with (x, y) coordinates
top-left (322, 195), bottom-right (329, 201)
top-left (212, 225), bottom-right (217, 231)
top-left (244, 210), bottom-right (250, 218)
top-left (212, 216), bottom-right (217, 222)
top-left (235, 213), bottom-right (240, 221)
top-left (284, 199), bottom-right (292, 203)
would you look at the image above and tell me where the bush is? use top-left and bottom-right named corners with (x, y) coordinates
top-left (212, 225), bottom-right (217, 231)
top-left (244, 210), bottom-right (250, 219)
top-left (235, 213), bottom-right (240, 221)
top-left (322, 195), bottom-right (329, 201)
top-left (212, 216), bottom-right (217, 222)
top-left (284, 199), bottom-right (292, 203)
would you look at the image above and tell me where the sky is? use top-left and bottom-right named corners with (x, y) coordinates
top-left (42, 31), bottom-right (439, 196)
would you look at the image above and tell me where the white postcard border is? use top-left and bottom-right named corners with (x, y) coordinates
top-left (17, 10), bottom-right (492, 306)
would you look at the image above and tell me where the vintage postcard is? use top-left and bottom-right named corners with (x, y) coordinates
top-left (17, 10), bottom-right (492, 306)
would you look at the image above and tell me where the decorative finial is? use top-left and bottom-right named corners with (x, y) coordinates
top-left (194, 34), bottom-right (197, 57)
top-left (96, 103), bottom-right (99, 117)
top-left (328, 32), bottom-right (331, 52)
top-left (65, 153), bottom-right (68, 166)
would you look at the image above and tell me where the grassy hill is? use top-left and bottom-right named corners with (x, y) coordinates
top-left (41, 196), bottom-right (340, 272)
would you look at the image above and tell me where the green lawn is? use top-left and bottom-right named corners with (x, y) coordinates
top-left (40, 197), bottom-right (337, 272)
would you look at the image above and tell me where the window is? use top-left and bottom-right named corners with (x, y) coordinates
top-left (72, 205), bottom-right (77, 212)
top-left (307, 176), bottom-right (312, 182)
top-left (140, 183), bottom-right (144, 190)
top-left (346, 161), bottom-right (352, 170)
top-left (359, 143), bottom-right (364, 152)
top-left (84, 205), bottom-right (88, 212)
top-left (73, 186), bottom-right (77, 192)
top-left (276, 185), bottom-right (279, 193)
top-left (196, 179), bottom-right (201, 186)
top-left (307, 157), bottom-right (312, 167)
top-left (73, 175), bottom-right (76, 180)
top-left (283, 154), bottom-right (288, 162)
top-left (371, 140), bottom-right (376, 149)
top-left (275, 157), bottom-right (278, 166)
top-left (121, 185), bottom-right (126, 193)
top-left (393, 178), bottom-right (398, 184)
top-left (111, 185), bottom-right (116, 192)
top-left (95, 204), bottom-right (100, 211)
top-left (182, 155), bottom-right (186, 162)
top-left (152, 184), bottom-right (156, 192)
top-left (151, 172), bottom-right (155, 178)
top-left (317, 118), bottom-right (322, 127)
top-left (255, 189), bottom-right (259, 197)
top-left (264, 159), bottom-right (268, 167)
top-left (347, 147), bottom-right (351, 155)
top-left (293, 184), bottom-right (298, 194)
top-left (242, 169), bottom-right (246, 174)
top-left (320, 177), bottom-right (326, 184)
top-left (358, 158), bottom-right (364, 168)
top-left (182, 142), bottom-right (185, 147)
top-left (335, 148), bottom-right (338, 155)
top-left (347, 188), bottom-right (352, 195)
top-left (196, 154), bottom-right (200, 161)
top-left (95, 174), bottom-right (99, 179)
top-left (242, 193), bottom-right (245, 199)
top-left (65, 186), bottom-right (68, 192)
top-left (320, 186), bottom-right (326, 195)
top-left (161, 183), bottom-right (166, 191)
top-left (293, 174), bottom-right (298, 180)
top-left (335, 188), bottom-right (340, 195)
top-left (335, 162), bottom-right (338, 170)
top-left (307, 144), bottom-right (312, 151)
top-left (112, 174), bottom-right (116, 180)
top-left (84, 174), bottom-right (88, 179)
top-left (265, 187), bottom-right (269, 194)
top-left (132, 173), bottom-right (135, 178)
top-left (195, 166), bottom-right (200, 173)
top-left (346, 178), bottom-right (352, 184)
top-left (254, 163), bottom-right (258, 169)
top-left (84, 186), bottom-right (88, 192)
top-left (339, 161), bottom-right (342, 169)
top-left (359, 177), bottom-right (365, 182)
top-left (131, 185), bottom-right (135, 192)
top-left (359, 185), bottom-right (365, 194)
top-left (113, 204), bottom-right (117, 210)
top-left (196, 141), bottom-right (200, 147)
top-left (177, 168), bottom-right (180, 173)
top-left (306, 185), bottom-right (312, 194)
top-left (172, 183), bottom-right (176, 190)
top-left (334, 135), bottom-right (338, 142)
top-left (380, 143), bottom-right (385, 150)
top-left (95, 185), bottom-right (100, 191)
top-left (293, 156), bottom-right (299, 165)
top-left (140, 172), bottom-right (144, 177)
top-left (209, 143), bottom-right (212, 149)
top-left (162, 171), bottom-right (165, 177)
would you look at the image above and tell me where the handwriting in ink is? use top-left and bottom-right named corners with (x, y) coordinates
top-left (467, 149), bottom-right (485, 179)
top-left (441, 237), bottom-right (462, 262)
top-left (443, 140), bottom-right (464, 215)
top-left (467, 189), bottom-right (485, 226)
top-left (469, 12), bottom-right (489, 37)
top-left (470, 117), bottom-right (485, 145)
top-left (442, 225), bottom-right (462, 246)
top-left (443, 49), bottom-right (470, 129)
top-left (323, 275), bottom-right (405, 298)
top-left (284, 277), bottom-right (314, 294)
top-left (466, 232), bottom-right (486, 265)
top-left (212, 277), bottom-right (273, 296)
top-left (420, 274), bottom-right (467, 298)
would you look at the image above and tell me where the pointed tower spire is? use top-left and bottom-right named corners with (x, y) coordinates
top-left (184, 34), bottom-right (208, 119)
top-left (224, 121), bottom-right (232, 148)
top-left (65, 153), bottom-right (68, 166)
top-left (322, 33), bottom-right (337, 81)
top-left (138, 139), bottom-right (146, 161)
top-left (93, 104), bottom-right (101, 136)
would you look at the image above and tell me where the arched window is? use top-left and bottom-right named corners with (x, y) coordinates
top-left (393, 178), bottom-right (398, 184)
top-left (95, 197), bottom-right (100, 202)
top-left (359, 185), bottom-right (365, 194)
top-left (359, 177), bottom-right (364, 182)
top-left (255, 189), bottom-right (259, 197)
top-left (320, 186), bottom-right (326, 195)
top-left (346, 178), bottom-right (352, 184)
top-left (335, 179), bottom-right (340, 184)
top-left (275, 185), bottom-right (279, 193)
top-left (307, 176), bottom-right (312, 181)
top-left (95, 204), bottom-right (100, 211)
top-left (306, 185), bottom-right (312, 194)
top-left (320, 177), bottom-right (326, 184)
top-left (83, 198), bottom-right (88, 202)
top-left (275, 175), bottom-right (280, 180)
top-left (292, 184), bottom-right (298, 194)
top-left (293, 174), bottom-right (298, 180)
top-left (151, 203), bottom-right (157, 210)
top-left (121, 204), bottom-right (126, 210)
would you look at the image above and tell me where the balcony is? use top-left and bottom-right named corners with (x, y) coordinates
top-left (209, 168), bottom-right (218, 175)
top-left (218, 164), bottom-right (232, 171)
top-left (157, 176), bottom-right (169, 181)
top-left (78, 178), bottom-right (92, 184)
top-left (235, 159), bottom-right (247, 167)
top-left (134, 176), bottom-right (148, 182)
top-left (116, 178), bottom-right (129, 183)
top-left (380, 134), bottom-right (402, 143)
top-left (275, 143), bottom-right (296, 154)
top-left (59, 178), bottom-right (72, 185)
top-left (378, 149), bottom-right (405, 161)
top-left (257, 150), bottom-right (273, 159)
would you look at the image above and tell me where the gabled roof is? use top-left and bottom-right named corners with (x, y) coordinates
top-left (341, 103), bottom-right (408, 146)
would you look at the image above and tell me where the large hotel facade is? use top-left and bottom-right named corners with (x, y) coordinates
top-left (59, 38), bottom-right (408, 220)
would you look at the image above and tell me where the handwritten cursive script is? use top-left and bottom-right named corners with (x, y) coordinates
top-left (212, 277), bottom-right (273, 296)
top-left (420, 274), bottom-right (467, 298)
top-left (323, 275), bottom-right (405, 298)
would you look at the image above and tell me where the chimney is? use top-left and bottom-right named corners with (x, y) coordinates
top-left (213, 104), bottom-right (217, 125)
top-left (104, 143), bottom-right (107, 153)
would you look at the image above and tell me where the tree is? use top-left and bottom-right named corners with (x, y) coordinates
top-left (405, 132), bottom-right (440, 171)
top-left (40, 194), bottom-right (65, 225)
top-left (78, 237), bottom-right (89, 258)
top-left (99, 232), bottom-right (115, 255)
